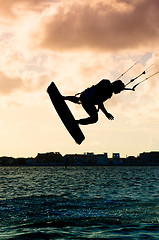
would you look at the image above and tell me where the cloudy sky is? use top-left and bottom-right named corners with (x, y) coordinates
top-left (0, 0), bottom-right (159, 158)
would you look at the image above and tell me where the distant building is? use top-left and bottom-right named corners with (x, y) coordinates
top-left (27, 152), bottom-right (63, 165)
top-left (1, 151), bottom-right (159, 166)
top-left (125, 156), bottom-right (138, 165)
top-left (96, 153), bottom-right (108, 165)
top-left (112, 153), bottom-right (121, 165)
top-left (64, 154), bottom-right (86, 166)
top-left (84, 152), bottom-right (94, 156)
top-left (139, 151), bottom-right (159, 165)
top-left (64, 152), bottom-right (108, 166)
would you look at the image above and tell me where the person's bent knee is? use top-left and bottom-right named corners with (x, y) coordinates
top-left (91, 115), bottom-right (98, 123)
top-left (77, 114), bottom-right (98, 125)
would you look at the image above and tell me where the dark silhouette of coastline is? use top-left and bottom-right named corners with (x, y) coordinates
top-left (0, 151), bottom-right (159, 166)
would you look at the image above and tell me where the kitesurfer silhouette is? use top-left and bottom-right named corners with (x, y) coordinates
top-left (63, 79), bottom-right (125, 125)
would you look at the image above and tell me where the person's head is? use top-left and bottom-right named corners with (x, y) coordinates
top-left (112, 80), bottom-right (125, 94)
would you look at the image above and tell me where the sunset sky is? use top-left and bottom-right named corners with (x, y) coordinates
top-left (0, 0), bottom-right (159, 158)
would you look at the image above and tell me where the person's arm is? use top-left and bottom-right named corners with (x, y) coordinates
top-left (98, 103), bottom-right (114, 120)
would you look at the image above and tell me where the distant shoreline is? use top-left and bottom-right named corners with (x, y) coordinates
top-left (0, 151), bottom-right (159, 166)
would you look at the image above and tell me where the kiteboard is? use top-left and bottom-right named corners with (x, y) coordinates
top-left (47, 82), bottom-right (85, 144)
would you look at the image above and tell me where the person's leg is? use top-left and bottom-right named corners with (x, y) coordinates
top-left (63, 96), bottom-right (81, 104)
top-left (77, 100), bottom-right (98, 125)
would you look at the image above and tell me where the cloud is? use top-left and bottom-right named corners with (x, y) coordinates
top-left (0, 0), bottom-right (51, 20)
top-left (0, 71), bottom-right (23, 95)
top-left (0, 0), bottom-right (158, 98)
top-left (31, 0), bottom-right (159, 52)
top-left (0, 69), bottom-right (50, 96)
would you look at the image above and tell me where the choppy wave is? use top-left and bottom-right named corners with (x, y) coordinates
top-left (0, 166), bottom-right (159, 239)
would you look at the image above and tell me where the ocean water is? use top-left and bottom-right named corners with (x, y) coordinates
top-left (0, 166), bottom-right (159, 239)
